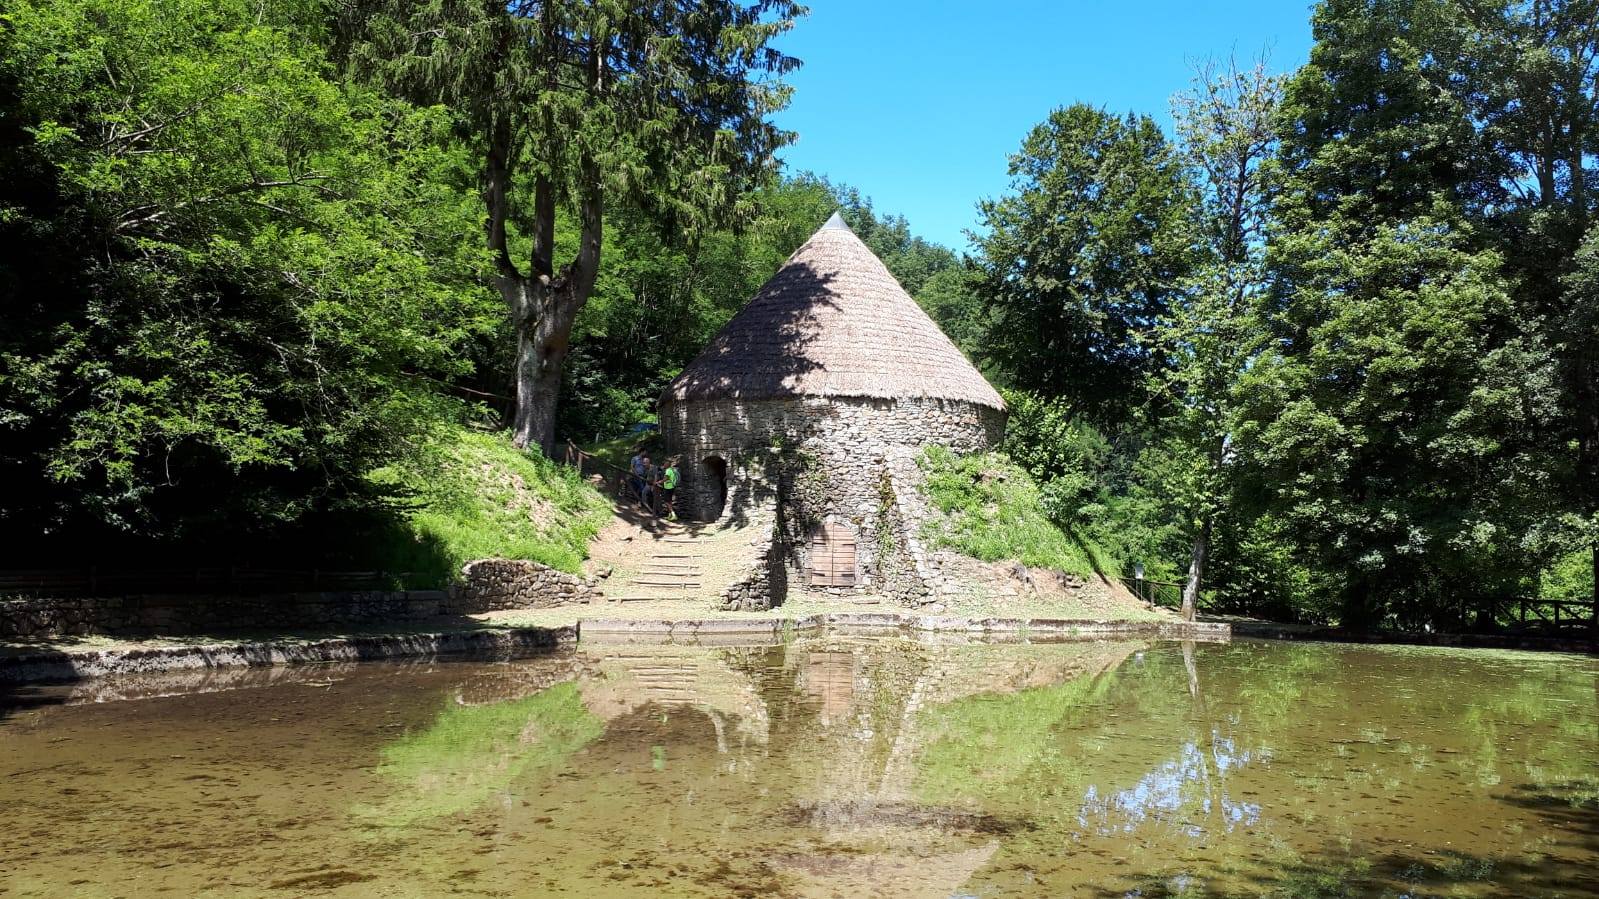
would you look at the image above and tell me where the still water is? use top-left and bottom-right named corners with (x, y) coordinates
top-left (2, 636), bottom-right (1596, 898)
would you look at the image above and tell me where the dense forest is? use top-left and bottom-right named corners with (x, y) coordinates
top-left (1, 0), bottom-right (1594, 629)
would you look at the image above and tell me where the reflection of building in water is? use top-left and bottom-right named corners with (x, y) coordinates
top-left (574, 645), bottom-right (771, 750)
top-left (764, 636), bottom-right (1144, 898)
top-left (782, 637), bottom-right (1144, 805)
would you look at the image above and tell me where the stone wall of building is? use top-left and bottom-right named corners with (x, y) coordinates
top-left (0, 559), bottom-right (601, 640)
top-left (661, 394), bottom-right (1005, 607)
top-left (661, 396), bottom-right (1002, 518)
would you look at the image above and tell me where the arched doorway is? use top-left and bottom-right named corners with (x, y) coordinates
top-left (701, 456), bottom-right (728, 520)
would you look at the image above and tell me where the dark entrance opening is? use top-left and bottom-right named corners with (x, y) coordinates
top-left (702, 456), bottom-right (728, 520)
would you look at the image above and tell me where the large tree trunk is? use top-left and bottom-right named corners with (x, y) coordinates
top-left (511, 281), bottom-right (581, 456)
top-left (1181, 514), bottom-right (1211, 622)
top-left (497, 154), bottom-right (602, 457)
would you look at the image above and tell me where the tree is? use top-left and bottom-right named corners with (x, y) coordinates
top-left (352, 0), bottom-right (801, 454)
top-left (1461, 0), bottom-right (1599, 615)
top-left (1245, 0), bottom-right (1563, 627)
top-left (1152, 58), bottom-right (1283, 621)
top-left (0, 0), bottom-right (496, 543)
top-left (974, 104), bottom-right (1199, 432)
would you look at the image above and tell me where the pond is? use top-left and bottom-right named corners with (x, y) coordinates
top-left (2, 636), bottom-right (1596, 898)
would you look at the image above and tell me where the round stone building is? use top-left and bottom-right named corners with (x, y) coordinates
top-left (660, 213), bottom-right (1006, 603)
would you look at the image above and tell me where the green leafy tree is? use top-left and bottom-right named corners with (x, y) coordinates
top-left (1148, 58), bottom-right (1283, 620)
top-left (0, 0), bottom-right (496, 541)
top-left (974, 104), bottom-right (1200, 431)
top-left (1461, 0), bottom-right (1599, 615)
top-left (1245, 0), bottom-right (1563, 627)
top-left (352, 0), bottom-right (801, 454)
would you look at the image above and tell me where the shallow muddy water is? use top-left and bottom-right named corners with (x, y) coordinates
top-left (2, 637), bottom-right (1597, 898)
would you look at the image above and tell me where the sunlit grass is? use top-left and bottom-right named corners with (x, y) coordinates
top-left (367, 425), bottom-right (610, 579)
top-left (918, 446), bottom-right (1115, 579)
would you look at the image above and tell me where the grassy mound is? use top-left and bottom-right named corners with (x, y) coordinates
top-left (367, 426), bottom-right (610, 581)
top-left (918, 446), bottom-right (1114, 580)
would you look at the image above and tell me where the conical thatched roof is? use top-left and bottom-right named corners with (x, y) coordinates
top-left (665, 214), bottom-right (1005, 410)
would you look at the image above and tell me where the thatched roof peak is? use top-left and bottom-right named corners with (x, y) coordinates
top-left (663, 215), bottom-right (1005, 410)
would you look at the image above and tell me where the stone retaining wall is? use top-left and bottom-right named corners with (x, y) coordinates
top-left (1, 627), bottom-right (576, 685)
top-left (0, 558), bottom-right (600, 640)
top-left (0, 591), bottom-right (456, 639)
top-left (455, 559), bottom-right (603, 611)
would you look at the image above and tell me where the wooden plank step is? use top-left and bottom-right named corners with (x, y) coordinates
top-left (631, 580), bottom-right (701, 587)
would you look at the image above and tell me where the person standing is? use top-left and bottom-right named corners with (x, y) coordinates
top-left (659, 457), bottom-right (680, 521)
top-left (638, 453), bottom-right (655, 511)
top-left (628, 449), bottom-right (647, 505)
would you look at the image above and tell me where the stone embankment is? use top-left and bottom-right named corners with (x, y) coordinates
top-left (455, 559), bottom-right (604, 611)
top-left (0, 558), bottom-right (603, 641)
top-left (1, 613), bottom-right (1230, 685)
top-left (1, 627), bottom-right (576, 685)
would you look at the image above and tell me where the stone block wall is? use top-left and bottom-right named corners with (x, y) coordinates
top-left (0, 559), bottom-right (601, 640)
top-left (659, 395), bottom-right (1004, 526)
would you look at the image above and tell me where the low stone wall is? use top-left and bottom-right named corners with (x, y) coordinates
top-left (455, 559), bottom-right (603, 611)
top-left (0, 591), bottom-right (454, 639)
top-left (0, 558), bottom-right (601, 640)
top-left (580, 612), bottom-right (1233, 642)
top-left (1, 627), bottom-right (577, 685)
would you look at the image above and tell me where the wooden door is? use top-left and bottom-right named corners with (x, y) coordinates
top-left (809, 522), bottom-right (857, 588)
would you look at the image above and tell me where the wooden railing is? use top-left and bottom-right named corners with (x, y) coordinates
top-left (563, 440), bottom-right (661, 515)
top-left (0, 568), bottom-right (426, 597)
top-left (1492, 596), bottom-right (1598, 632)
top-left (1120, 577), bottom-right (1187, 609)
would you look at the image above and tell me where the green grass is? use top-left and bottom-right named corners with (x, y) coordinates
top-left (918, 445), bottom-right (1115, 579)
top-left (366, 425), bottom-right (611, 582)
top-left (356, 681), bottom-right (603, 826)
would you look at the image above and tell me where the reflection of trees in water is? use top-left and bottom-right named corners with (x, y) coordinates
top-left (355, 680), bottom-right (604, 826)
top-left (1011, 642), bottom-right (1599, 897)
top-left (348, 638), bottom-right (1598, 897)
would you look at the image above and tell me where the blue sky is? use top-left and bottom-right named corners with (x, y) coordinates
top-left (771, 1), bottom-right (1316, 250)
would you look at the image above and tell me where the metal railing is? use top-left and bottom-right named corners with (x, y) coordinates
top-left (1488, 596), bottom-right (1597, 633)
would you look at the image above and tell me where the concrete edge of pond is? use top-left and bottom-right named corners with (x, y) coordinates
top-left (0, 615), bottom-right (1229, 686)
top-left (575, 612), bottom-right (1231, 642)
top-left (0, 626), bottom-right (578, 686)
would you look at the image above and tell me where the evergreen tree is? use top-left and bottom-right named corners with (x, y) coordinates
top-left (351, 0), bottom-right (800, 454)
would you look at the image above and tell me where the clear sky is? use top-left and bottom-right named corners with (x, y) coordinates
top-left (771, 1), bottom-right (1316, 251)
